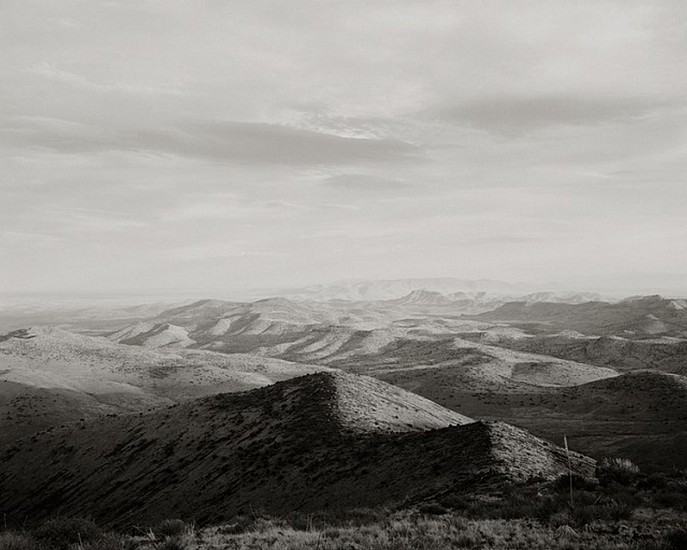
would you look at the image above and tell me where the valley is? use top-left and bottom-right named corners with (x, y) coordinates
top-left (2, 284), bottom-right (687, 529)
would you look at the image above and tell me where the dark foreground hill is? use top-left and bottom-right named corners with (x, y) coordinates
top-left (0, 372), bottom-right (593, 528)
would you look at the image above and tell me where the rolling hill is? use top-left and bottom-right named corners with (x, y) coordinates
top-left (0, 372), bottom-right (594, 528)
top-left (468, 332), bottom-right (687, 376)
top-left (468, 295), bottom-right (687, 336)
top-left (0, 327), bottom-right (329, 444)
top-left (108, 299), bottom-right (619, 393)
top-left (402, 369), bottom-right (687, 470)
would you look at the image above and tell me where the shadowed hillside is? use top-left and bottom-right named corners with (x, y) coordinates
top-left (0, 327), bottom-right (329, 444)
top-left (395, 369), bottom-right (687, 469)
top-left (0, 372), bottom-right (593, 527)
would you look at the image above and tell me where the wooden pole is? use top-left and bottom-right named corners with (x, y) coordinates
top-left (564, 435), bottom-right (573, 507)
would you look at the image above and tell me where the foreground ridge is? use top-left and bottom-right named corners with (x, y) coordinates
top-left (0, 372), bottom-right (594, 527)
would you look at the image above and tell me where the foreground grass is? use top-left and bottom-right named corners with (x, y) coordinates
top-left (5, 512), bottom-right (687, 550)
top-left (196, 510), bottom-right (687, 550)
top-left (3, 463), bottom-right (687, 550)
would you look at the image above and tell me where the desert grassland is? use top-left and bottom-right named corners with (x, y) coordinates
top-left (192, 510), bottom-right (687, 550)
top-left (3, 468), bottom-right (687, 550)
top-left (2, 509), bottom-right (687, 550)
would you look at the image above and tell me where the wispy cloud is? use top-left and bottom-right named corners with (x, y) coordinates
top-left (164, 243), bottom-right (291, 262)
top-left (0, 117), bottom-right (419, 166)
top-left (323, 174), bottom-right (411, 192)
top-left (429, 94), bottom-right (679, 136)
top-left (26, 63), bottom-right (184, 97)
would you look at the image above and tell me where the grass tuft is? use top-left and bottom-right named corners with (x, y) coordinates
top-left (0, 532), bottom-right (40, 550)
top-left (32, 518), bottom-right (102, 550)
top-left (151, 521), bottom-right (191, 540)
top-left (597, 457), bottom-right (641, 486)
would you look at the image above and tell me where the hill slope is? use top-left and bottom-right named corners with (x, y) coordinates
top-left (0, 327), bottom-right (329, 443)
top-left (413, 370), bottom-right (687, 469)
top-left (0, 372), bottom-right (593, 527)
top-left (474, 332), bottom-right (687, 376)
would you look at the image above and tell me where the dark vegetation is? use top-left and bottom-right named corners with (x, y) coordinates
top-left (2, 462), bottom-right (687, 550)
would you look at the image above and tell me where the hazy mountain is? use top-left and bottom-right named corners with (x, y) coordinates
top-left (377, 289), bottom-right (609, 315)
top-left (0, 372), bottom-right (593, 527)
top-left (518, 291), bottom-right (606, 304)
top-left (281, 278), bottom-right (536, 301)
top-left (0, 297), bottom-right (196, 333)
top-left (468, 295), bottom-right (687, 336)
top-left (386, 289), bottom-right (454, 306)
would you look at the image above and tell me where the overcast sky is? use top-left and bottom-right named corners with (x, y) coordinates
top-left (2, 0), bottom-right (686, 295)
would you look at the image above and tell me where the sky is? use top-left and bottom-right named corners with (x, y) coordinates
top-left (1, 0), bottom-right (687, 296)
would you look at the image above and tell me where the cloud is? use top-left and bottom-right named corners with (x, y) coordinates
top-left (1, 0), bottom-right (686, 292)
top-left (41, 207), bottom-right (148, 233)
top-left (429, 94), bottom-right (677, 135)
top-left (0, 117), bottom-right (419, 166)
top-left (26, 63), bottom-right (184, 97)
top-left (164, 243), bottom-right (290, 262)
top-left (323, 174), bottom-right (411, 192)
top-left (0, 231), bottom-right (68, 248)
top-left (160, 195), bottom-right (267, 222)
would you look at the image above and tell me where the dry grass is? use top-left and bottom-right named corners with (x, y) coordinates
top-left (151, 511), bottom-right (687, 550)
top-left (3, 474), bottom-right (687, 550)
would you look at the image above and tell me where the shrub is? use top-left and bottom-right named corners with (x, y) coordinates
top-left (280, 508), bottom-right (389, 531)
top-left (216, 517), bottom-right (255, 535)
top-left (548, 511), bottom-right (572, 528)
top-left (665, 527), bottom-right (687, 550)
top-left (655, 492), bottom-right (687, 511)
top-left (418, 502), bottom-right (449, 516)
top-left (534, 496), bottom-right (567, 523)
top-left (596, 457), bottom-right (640, 486)
top-left (33, 518), bottom-right (102, 550)
top-left (151, 521), bottom-right (190, 540)
top-left (437, 494), bottom-right (471, 512)
top-left (606, 501), bottom-right (635, 522)
top-left (554, 473), bottom-right (599, 492)
top-left (452, 531), bottom-right (481, 548)
top-left (571, 505), bottom-right (598, 527)
top-left (156, 538), bottom-right (187, 550)
top-left (0, 532), bottom-right (40, 550)
top-left (637, 472), bottom-right (669, 491)
top-left (632, 542), bottom-right (666, 550)
top-left (81, 534), bottom-right (137, 550)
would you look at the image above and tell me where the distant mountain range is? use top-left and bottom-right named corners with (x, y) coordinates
top-left (468, 295), bottom-right (687, 336)
top-left (382, 289), bottom-right (607, 313)
top-left (280, 278), bottom-right (541, 301)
